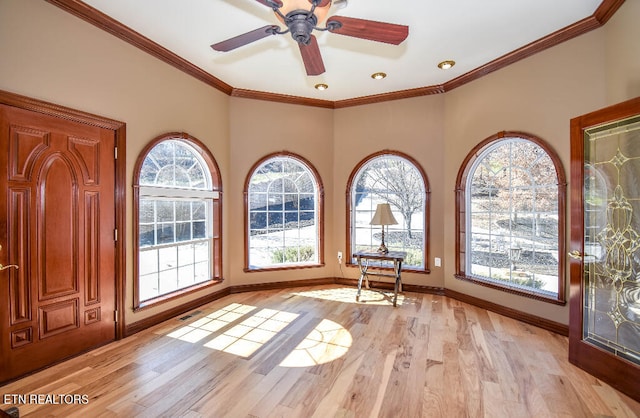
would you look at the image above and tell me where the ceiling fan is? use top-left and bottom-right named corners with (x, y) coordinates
top-left (211, 0), bottom-right (409, 76)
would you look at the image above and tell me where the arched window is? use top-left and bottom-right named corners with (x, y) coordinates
top-left (245, 152), bottom-right (323, 271)
top-left (347, 151), bottom-right (430, 271)
top-left (455, 131), bottom-right (566, 303)
top-left (134, 133), bottom-right (222, 309)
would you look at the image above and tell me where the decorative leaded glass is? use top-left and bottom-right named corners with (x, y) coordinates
top-left (583, 115), bottom-right (640, 365)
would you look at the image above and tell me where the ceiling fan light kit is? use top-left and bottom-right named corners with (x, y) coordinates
top-left (274, 0), bottom-right (332, 25)
top-left (211, 0), bottom-right (409, 76)
top-left (333, 0), bottom-right (348, 9)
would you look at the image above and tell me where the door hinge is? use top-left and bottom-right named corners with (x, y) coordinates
top-left (114, 146), bottom-right (118, 160)
top-left (114, 310), bottom-right (118, 322)
top-left (114, 228), bottom-right (118, 242)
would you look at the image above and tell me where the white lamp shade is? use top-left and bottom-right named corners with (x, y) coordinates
top-left (370, 203), bottom-right (398, 226)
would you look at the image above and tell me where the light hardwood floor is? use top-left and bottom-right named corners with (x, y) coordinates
top-left (2, 285), bottom-right (639, 417)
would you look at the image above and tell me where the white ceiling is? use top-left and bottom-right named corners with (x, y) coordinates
top-left (81, 0), bottom-right (602, 101)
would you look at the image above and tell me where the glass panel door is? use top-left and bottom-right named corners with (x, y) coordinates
top-left (569, 97), bottom-right (640, 402)
top-left (583, 115), bottom-right (640, 364)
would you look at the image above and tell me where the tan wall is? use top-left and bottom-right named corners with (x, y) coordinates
top-left (0, 0), bottom-right (231, 324)
top-left (228, 98), bottom-right (334, 285)
top-left (605, 0), bottom-right (640, 104)
top-left (442, 30), bottom-right (607, 323)
top-left (332, 96), bottom-right (446, 287)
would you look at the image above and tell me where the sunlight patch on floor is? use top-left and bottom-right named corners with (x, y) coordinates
top-left (165, 299), bottom-right (354, 364)
top-left (203, 308), bottom-right (299, 357)
top-left (166, 303), bottom-right (257, 343)
top-left (291, 287), bottom-right (405, 306)
top-left (279, 319), bottom-right (352, 367)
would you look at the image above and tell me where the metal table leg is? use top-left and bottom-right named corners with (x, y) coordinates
top-left (393, 259), bottom-right (403, 307)
top-left (356, 256), bottom-right (369, 302)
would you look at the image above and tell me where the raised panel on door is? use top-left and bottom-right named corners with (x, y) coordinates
top-left (38, 153), bottom-right (79, 300)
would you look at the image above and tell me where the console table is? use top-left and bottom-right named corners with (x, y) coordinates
top-left (353, 251), bottom-right (406, 307)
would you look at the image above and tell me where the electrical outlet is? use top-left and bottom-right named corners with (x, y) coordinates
top-left (337, 251), bottom-right (343, 264)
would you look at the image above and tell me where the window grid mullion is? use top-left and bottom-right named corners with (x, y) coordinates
top-left (465, 137), bottom-right (560, 298)
top-left (137, 137), bottom-right (218, 305)
top-left (247, 155), bottom-right (320, 268)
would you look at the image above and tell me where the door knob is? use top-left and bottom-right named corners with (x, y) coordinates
top-left (0, 244), bottom-right (19, 271)
top-left (568, 250), bottom-right (583, 260)
top-left (0, 263), bottom-right (18, 271)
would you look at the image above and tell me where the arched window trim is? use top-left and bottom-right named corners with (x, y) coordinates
top-left (243, 151), bottom-right (325, 272)
top-left (133, 132), bottom-right (223, 311)
top-left (346, 150), bottom-right (431, 273)
top-left (454, 131), bottom-right (567, 304)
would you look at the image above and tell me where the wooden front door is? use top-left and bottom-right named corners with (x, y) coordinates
top-left (0, 104), bottom-right (117, 382)
top-left (569, 97), bottom-right (640, 401)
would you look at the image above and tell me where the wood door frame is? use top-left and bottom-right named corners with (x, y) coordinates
top-left (569, 96), bottom-right (640, 401)
top-left (0, 89), bottom-right (126, 340)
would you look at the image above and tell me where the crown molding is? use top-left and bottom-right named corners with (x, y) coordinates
top-left (46, 0), bottom-right (625, 108)
top-left (594, 0), bottom-right (626, 24)
top-left (334, 85), bottom-right (445, 108)
top-left (231, 88), bottom-right (334, 109)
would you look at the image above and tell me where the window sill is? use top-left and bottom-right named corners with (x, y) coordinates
top-left (244, 263), bottom-right (325, 273)
top-left (454, 273), bottom-right (566, 305)
top-left (134, 278), bottom-right (224, 312)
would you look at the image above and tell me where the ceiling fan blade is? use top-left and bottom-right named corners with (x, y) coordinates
top-left (255, 0), bottom-right (283, 7)
top-left (327, 16), bottom-right (409, 45)
top-left (308, 0), bottom-right (331, 6)
top-left (211, 25), bottom-right (279, 52)
top-left (298, 35), bottom-right (325, 76)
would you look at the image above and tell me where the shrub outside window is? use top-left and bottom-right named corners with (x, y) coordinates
top-left (455, 132), bottom-right (566, 303)
top-left (347, 151), bottom-right (429, 270)
top-left (245, 152), bottom-right (323, 271)
top-left (134, 133), bottom-right (222, 309)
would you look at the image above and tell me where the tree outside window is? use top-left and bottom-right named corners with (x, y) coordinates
top-left (456, 132), bottom-right (566, 303)
top-left (349, 152), bottom-right (429, 269)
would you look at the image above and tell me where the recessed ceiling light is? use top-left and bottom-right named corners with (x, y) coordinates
top-left (437, 60), bottom-right (456, 70)
top-left (314, 83), bottom-right (328, 91)
top-left (371, 72), bottom-right (387, 80)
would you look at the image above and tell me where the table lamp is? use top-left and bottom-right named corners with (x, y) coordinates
top-left (370, 203), bottom-right (398, 254)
